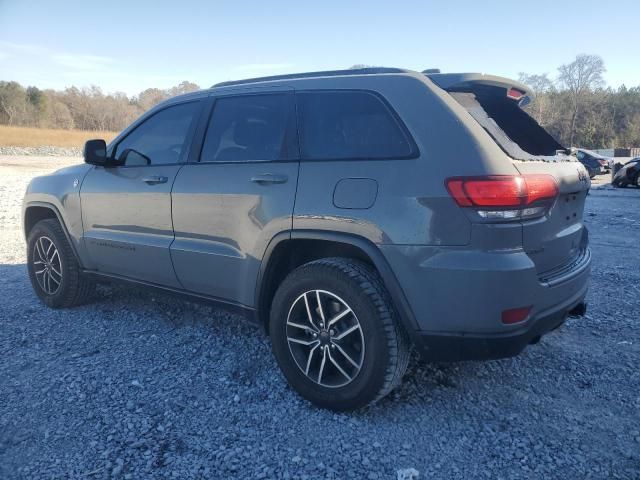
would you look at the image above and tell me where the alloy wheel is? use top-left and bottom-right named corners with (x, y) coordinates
top-left (286, 290), bottom-right (364, 388)
top-left (32, 235), bottom-right (62, 295)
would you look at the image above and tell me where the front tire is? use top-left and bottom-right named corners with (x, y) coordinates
top-left (270, 258), bottom-right (409, 411)
top-left (27, 219), bottom-right (94, 308)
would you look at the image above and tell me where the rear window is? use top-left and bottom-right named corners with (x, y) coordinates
top-left (450, 88), bottom-right (565, 159)
top-left (297, 90), bottom-right (416, 160)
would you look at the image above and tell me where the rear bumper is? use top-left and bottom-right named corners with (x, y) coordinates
top-left (379, 243), bottom-right (591, 361)
top-left (413, 299), bottom-right (586, 361)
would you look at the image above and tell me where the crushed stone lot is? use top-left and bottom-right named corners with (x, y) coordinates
top-left (1, 156), bottom-right (639, 480)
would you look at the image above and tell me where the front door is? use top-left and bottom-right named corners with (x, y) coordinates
top-left (80, 100), bottom-right (202, 287)
top-left (170, 92), bottom-right (299, 306)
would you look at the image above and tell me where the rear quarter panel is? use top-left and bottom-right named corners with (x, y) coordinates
top-left (292, 73), bottom-right (519, 246)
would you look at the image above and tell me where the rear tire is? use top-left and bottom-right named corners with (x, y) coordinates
top-left (27, 219), bottom-right (95, 308)
top-left (269, 257), bottom-right (409, 411)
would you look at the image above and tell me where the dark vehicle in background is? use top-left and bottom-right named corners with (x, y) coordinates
top-left (612, 157), bottom-right (640, 187)
top-left (23, 68), bottom-right (591, 411)
top-left (574, 148), bottom-right (610, 178)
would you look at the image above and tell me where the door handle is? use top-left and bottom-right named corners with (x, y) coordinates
top-left (250, 174), bottom-right (288, 185)
top-left (142, 175), bottom-right (168, 185)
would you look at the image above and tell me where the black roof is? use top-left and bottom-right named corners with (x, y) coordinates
top-left (212, 67), bottom-right (413, 88)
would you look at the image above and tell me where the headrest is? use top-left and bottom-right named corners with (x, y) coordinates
top-left (234, 119), bottom-right (270, 147)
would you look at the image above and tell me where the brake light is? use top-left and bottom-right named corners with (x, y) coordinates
top-left (507, 88), bottom-right (525, 100)
top-left (445, 175), bottom-right (558, 220)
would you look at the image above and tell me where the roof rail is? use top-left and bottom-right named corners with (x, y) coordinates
top-left (212, 67), bottom-right (413, 88)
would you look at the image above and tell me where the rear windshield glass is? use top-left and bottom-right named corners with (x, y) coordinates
top-left (297, 90), bottom-right (416, 160)
top-left (450, 88), bottom-right (565, 159)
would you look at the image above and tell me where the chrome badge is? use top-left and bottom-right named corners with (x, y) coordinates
top-left (577, 168), bottom-right (589, 187)
top-left (73, 178), bottom-right (79, 188)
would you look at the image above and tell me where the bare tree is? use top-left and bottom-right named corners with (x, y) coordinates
top-left (137, 88), bottom-right (167, 111)
top-left (518, 72), bottom-right (557, 127)
top-left (46, 98), bottom-right (75, 129)
top-left (168, 81), bottom-right (199, 96)
top-left (0, 81), bottom-right (27, 125)
top-left (557, 54), bottom-right (606, 146)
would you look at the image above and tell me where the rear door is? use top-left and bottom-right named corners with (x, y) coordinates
top-left (81, 100), bottom-right (202, 287)
top-left (170, 90), bottom-right (299, 306)
top-left (438, 75), bottom-right (591, 275)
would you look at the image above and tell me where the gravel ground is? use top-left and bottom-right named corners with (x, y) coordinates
top-left (1, 156), bottom-right (639, 480)
top-left (0, 146), bottom-right (83, 157)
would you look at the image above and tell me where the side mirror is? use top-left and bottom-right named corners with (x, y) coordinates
top-left (84, 139), bottom-right (108, 166)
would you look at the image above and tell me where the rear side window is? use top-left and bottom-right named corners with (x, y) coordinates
top-left (200, 94), bottom-right (296, 162)
top-left (297, 90), bottom-right (416, 160)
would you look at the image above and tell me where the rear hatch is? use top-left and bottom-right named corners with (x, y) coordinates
top-left (429, 73), bottom-right (591, 276)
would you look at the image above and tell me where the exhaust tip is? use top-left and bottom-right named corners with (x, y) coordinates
top-left (568, 302), bottom-right (587, 318)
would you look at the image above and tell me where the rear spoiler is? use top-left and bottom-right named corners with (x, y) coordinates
top-left (424, 72), bottom-right (534, 106)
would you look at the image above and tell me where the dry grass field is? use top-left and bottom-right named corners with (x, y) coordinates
top-left (0, 125), bottom-right (118, 148)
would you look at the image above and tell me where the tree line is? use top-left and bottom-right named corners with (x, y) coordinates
top-left (0, 80), bottom-right (200, 132)
top-left (1, 55), bottom-right (639, 149)
top-left (519, 54), bottom-right (640, 149)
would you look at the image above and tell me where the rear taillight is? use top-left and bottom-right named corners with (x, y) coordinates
top-left (445, 174), bottom-right (558, 221)
top-left (522, 174), bottom-right (560, 205)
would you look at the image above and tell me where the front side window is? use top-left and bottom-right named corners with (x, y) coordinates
top-left (297, 90), bottom-right (416, 160)
top-left (200, 94), bottom-right (296, 162)
top-left (115, 101), bottom-right (201, 166)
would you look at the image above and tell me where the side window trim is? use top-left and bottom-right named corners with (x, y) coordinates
top-left (196, 91), bottom-right (300, 164)
top-left (186, 96), bottom-right (215, 164)
top-left (111, 99), bottom-right (204, 168)
top-left (294, 89), bottom-right (419, 162)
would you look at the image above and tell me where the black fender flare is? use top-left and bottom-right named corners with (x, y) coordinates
top-left (23, 201), bottom-right (83, 268)
top-left (255, 230), bottom-right (420, 339)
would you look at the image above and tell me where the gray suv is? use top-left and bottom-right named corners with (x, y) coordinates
top-left (23, 68), bottom-right (591, 411)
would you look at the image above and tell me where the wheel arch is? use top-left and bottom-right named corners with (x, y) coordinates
top-left (255, 230), bottom-right (419, 339)
top-left (23, 202), bottom-right (82, 267)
